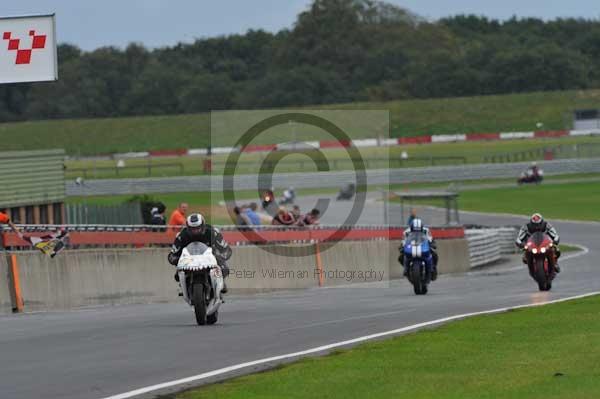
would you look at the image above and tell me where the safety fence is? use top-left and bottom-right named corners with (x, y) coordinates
top-left (1, 224), bottom-right (466, 250)
top-left (66, 128), bottom-right (600, 161)
top-left (64, 158), bottom-right (600, 196)
top-left (465, 227), bottom-right (519, 267)
top-left (65, 203), bottom-right (143, 225)
top-left (483, 142), bottom-right (600, 163)
top-left (65, 156), bottom-right (468, 179)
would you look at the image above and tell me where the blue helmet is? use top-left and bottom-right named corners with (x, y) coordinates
top-left (410, 218), bottom-right (424, 232)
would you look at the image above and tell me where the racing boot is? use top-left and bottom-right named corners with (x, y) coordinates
top-left (431, 266), bottom-right (438, 281)
top-left (173, 273), bottom-right (183, 296)
top-left (219, 264), bottom-right (230, 294)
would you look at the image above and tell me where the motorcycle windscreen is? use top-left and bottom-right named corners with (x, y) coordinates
top-left (529, 231), bottom-right (551, 247)
top-left (404, 232), bottom-right (429, 255)
top-left (184, 242), bottom-right (211, 256)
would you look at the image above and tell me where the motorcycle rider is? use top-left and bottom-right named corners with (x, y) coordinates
top-left (398, 218), bottom-right (439, 281)
top-left (516, 213), bottom-right (561, 273)
top-left (529, 162), bottom-right (539, 176)
top-left (168, 213), bottom-right (232, 293)
top-left (281, 187), bottom-right (296, 204)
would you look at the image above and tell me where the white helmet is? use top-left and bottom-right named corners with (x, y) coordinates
top-left (186, 213), bottom-right (205, 230)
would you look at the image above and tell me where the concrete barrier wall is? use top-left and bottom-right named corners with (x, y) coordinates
top-left (0, 255), bottom-right (13, 314)
top-left (229, 245), bottom-right (317, 292)
top-left (14, 249), bottom-right (174, 313)
top-left (5, 239), bottom-right (471, 313)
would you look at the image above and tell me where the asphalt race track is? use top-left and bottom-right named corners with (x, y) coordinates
top-left (1, 194), bottom-right (598, 399)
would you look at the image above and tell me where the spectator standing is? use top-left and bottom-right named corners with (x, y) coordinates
top-left (150, 203), bottom-right (167, 231)
top-left (407, 208), bottom-right (417, 227)
top-left (244, 202), bottom-right (261, 226)
top-left (168, 202), bottom-right (188, 231)
top-left (0, 210), bottom-right (21, 237)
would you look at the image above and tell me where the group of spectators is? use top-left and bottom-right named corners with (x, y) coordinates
top-left (273, 205), bottom-right (320, 227)
top-left (233, 202), bottom-right (320, 228)
top-left (147, 202), bottom-right (186, 232)
top-left (149, 200), bottom-right (321, 230)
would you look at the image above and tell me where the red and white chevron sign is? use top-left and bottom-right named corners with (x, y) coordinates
top-left (0, 14), bottom-right (57, 84)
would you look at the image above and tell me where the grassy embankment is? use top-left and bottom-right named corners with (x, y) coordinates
top-left (175, 295), bottom-right (600, 399)
top-left (2, 89), bottom-right (600, 156)
top-left (447, 181), bottom-right (600, 222)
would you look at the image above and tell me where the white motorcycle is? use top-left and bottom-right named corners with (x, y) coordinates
top-left (177, 242), bottom-right (224, 325)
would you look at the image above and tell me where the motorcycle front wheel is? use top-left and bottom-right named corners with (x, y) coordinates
top-left (410, 264), bottom-right (427, 295)
top-left (534, 257), bottom-right (550, 291)
top-left (193, 283), bottom-right (208, 325)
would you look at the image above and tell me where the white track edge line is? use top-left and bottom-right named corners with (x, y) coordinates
top-left (101, 290), bottom-right (600, 399)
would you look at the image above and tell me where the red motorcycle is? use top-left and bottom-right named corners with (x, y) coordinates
top-left (524, 232), bottom-right (557, 291)
top-left (517, 169), bottom-right (544, 185)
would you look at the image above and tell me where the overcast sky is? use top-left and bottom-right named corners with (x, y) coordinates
top-left (2, 0), bottom-right (599, 51)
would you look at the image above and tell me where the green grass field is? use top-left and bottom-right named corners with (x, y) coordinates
top-left (455, 181), bottom-right (600, 221)
top-left (3, 89), bottom-right (600, 155)
top-left (396, 180), bottom-right (600, 222)
top-left (63, 136), bottom-right (600, 179)
top-left (176, 295), bottom-right (600, 399)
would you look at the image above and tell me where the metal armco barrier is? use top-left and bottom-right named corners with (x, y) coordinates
top-left (466, 230), bottom-right (501, 267)
top-left (65, 158), bottom-right (600, 196)
top-left (466, 227), bottom-right (519, 267)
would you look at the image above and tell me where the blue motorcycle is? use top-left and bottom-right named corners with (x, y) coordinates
top-left (403, 232), bottom-right (434, 295)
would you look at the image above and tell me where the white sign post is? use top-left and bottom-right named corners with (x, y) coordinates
top-left (0, 14), bottom-right (57, 84)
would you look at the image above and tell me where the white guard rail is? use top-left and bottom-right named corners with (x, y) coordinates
top-left (466, 227), bottom-right (518, 268)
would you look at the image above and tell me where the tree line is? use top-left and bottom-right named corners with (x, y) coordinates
top-left (1, 0), bottom-right (599, 122)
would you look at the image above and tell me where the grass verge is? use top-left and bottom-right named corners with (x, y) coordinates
top-left (176, 295), bottom-right (600, 399)
top-left (560, 244), bottom-right (581, 253)
top-left (456, 181), bottom-right (600, 222)
top-left (393, 180), bottom-right (600, 222)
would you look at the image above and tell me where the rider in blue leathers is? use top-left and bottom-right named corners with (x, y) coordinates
top-left (398, 218), bottom-right (439, 280)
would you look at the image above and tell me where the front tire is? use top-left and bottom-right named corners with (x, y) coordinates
top-left (534, 257), bottom-right (549, 291)
top-left (410, 264), bottom-right (427, 295)
top-left (193, 283), bottom-right (207, 325)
